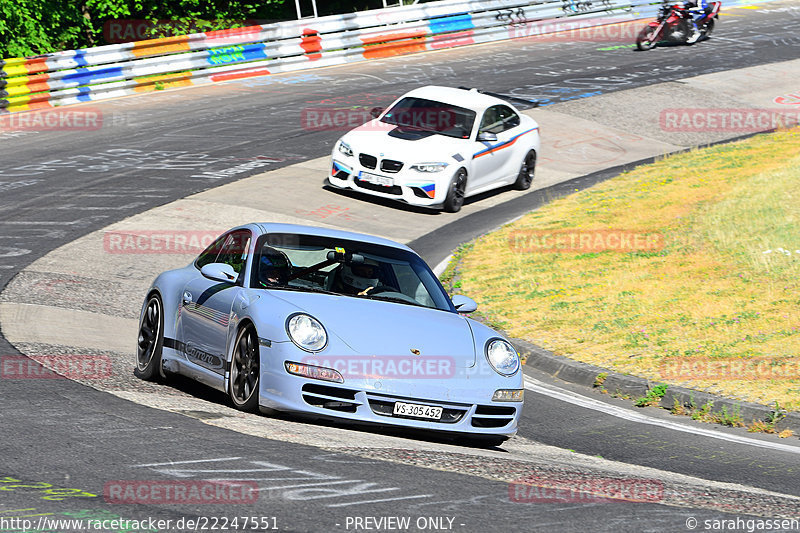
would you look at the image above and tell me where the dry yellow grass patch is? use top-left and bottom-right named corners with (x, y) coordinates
top-left (458, 128), bottom-right (800, 410)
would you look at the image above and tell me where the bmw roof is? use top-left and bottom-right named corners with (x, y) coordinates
top-left (398, 85), bottom-right (510, 112)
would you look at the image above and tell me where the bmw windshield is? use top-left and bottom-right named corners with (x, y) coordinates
top-left (380, 97), bottom-right (475, 139)
top-left (250, 233), bottom-right (455, 312)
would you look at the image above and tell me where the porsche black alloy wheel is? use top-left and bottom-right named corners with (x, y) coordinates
top-left (229, 324), bottom-right (260, 411)
top-left (134, 294), bottom-right (164, 381)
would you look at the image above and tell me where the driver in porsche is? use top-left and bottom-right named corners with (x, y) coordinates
top-left (335, 261), bottom-right (382, 295)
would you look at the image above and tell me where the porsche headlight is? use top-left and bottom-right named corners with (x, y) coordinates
top-left (410, 162), bottom-right (448, 173)
top-left (338, 140), bottom-right (354, 157)
top-left (287, 314), bottom-right (328, 352)
top-left (485, 339), bottom-right (520, 376)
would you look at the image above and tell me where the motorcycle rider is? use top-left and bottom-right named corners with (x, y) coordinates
top-left (684, 0), bottom-right (709, 44)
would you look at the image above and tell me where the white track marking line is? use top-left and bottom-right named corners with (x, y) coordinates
top-left (327, 494), bottom-right (434, 508)
top-left (524, 376), bottom-right (800, 455)
top-left (133, 457), bottom-right (242, 467)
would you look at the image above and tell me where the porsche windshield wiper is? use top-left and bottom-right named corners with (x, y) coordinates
top-left (262, 284), bottom-right (338, 296)
top-left (360, 294), bottom-right (424, 308)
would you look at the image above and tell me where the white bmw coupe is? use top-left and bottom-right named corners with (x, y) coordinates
top-left (326, 86), bottom-right (540, 212)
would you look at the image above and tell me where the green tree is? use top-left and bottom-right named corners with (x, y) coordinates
top-left (1, 0), bottom-right (292, 58)
top-left (0, 0), bottom-right (91, 57)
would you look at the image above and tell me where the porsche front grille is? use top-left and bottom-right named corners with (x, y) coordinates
top-left (302, 383), bottom-right (361, 413)
top-left (365, 393), bottom-right (468, 424)
top-left (471, 405), bottom-right (516, 428)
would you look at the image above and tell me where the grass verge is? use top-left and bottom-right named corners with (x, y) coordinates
top-left (454, 128), bottom-right (800, 410)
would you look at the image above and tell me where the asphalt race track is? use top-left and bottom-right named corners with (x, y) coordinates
top-left (2, 2), bottom-right (800, 532)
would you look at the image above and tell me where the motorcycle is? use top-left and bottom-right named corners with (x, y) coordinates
top-left (636, 1), bottom-right (721, 50)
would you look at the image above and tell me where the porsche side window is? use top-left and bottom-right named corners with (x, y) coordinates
top-left (195, 234), bottom-right (227, 269)
top-left (216, 231), bottom-right (251, 274)
top-left (498, 105), bottom-right (520, 130)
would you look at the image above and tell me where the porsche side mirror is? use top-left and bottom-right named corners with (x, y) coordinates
top-left (477, 131), bottom-right (498, 142)
top-left (201, 263), bottom-right (237, 284)
top-left (452, 295), bottom-right (477, 313)
top-left (370, 107), bottom-right (384, 118)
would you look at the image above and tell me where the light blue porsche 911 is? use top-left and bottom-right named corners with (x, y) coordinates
top-left (135, 223), bottom-right (523, 444)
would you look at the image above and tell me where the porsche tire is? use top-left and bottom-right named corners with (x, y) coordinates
top-left (134, 294), bottom-right (164, 381)
top-left (229, 324), bottom-right (260, 412)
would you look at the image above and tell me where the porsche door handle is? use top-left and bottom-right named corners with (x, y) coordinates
top-left (182, 291), bottom-right (193, 304)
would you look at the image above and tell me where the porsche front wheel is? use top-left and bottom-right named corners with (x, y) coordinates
top-left (229, 324), bottom-right (260, 411)
top-left (134, 294), bottom-right (164, 381)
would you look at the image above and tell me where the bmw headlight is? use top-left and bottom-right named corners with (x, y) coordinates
top-left (287, 314), bottom-right (328, 352)
top-left (410, 162), bottom-right (448, 173)
top-left (485, 339), bottom-right (520, 376)
top-left (337, 140), bottom-right (353, 157)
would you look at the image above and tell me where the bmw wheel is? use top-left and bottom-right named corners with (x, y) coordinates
top-left (134, 294), bottom-right (164, 381)
top-left (229, 324), bottom-right (260, 411)
top-left (514, 150), bottom-right (536, 190)
top-left (443, 168), bottom-right (467, 213)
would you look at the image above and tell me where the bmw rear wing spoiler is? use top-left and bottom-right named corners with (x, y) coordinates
top-left (457, 87), bottom-right (540, 110)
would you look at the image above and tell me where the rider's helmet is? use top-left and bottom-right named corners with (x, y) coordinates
top-left (258, 246), bottom-right (291, 286)
top-left (339, 260), bottom-right (380, 294)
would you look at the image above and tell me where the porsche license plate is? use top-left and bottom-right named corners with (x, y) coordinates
top-left (393, 402), bottom-right (443, 420)
top-left (359, 171), bottom-right (394, 187)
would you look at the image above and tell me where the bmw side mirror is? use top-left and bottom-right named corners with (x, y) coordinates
top-left (370, 107), bottom-right (384, 118)
top-left (452, 295), bottom-right (477, 313)
top-left (477, 131), bottom-right (497, 142)
top-left (201, 263), bottom-right (237, 284)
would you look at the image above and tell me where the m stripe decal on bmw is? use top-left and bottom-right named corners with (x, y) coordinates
top-left (472, 127), bottom-right (538, 159)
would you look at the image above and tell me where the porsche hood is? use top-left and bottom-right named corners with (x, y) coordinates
top-left (266, 290), bottom-right (477, 368)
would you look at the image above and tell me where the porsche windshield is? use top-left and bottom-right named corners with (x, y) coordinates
top-left (380, 97), bottom-right (475, 139)
top-left (250, 233), bottom-right (455, 312)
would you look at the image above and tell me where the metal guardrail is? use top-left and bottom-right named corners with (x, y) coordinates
top-left (0, 0), bottom-right (658, 114)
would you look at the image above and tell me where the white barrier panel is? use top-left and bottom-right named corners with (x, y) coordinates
top-left (0, 0), bottom-right (660, 113)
